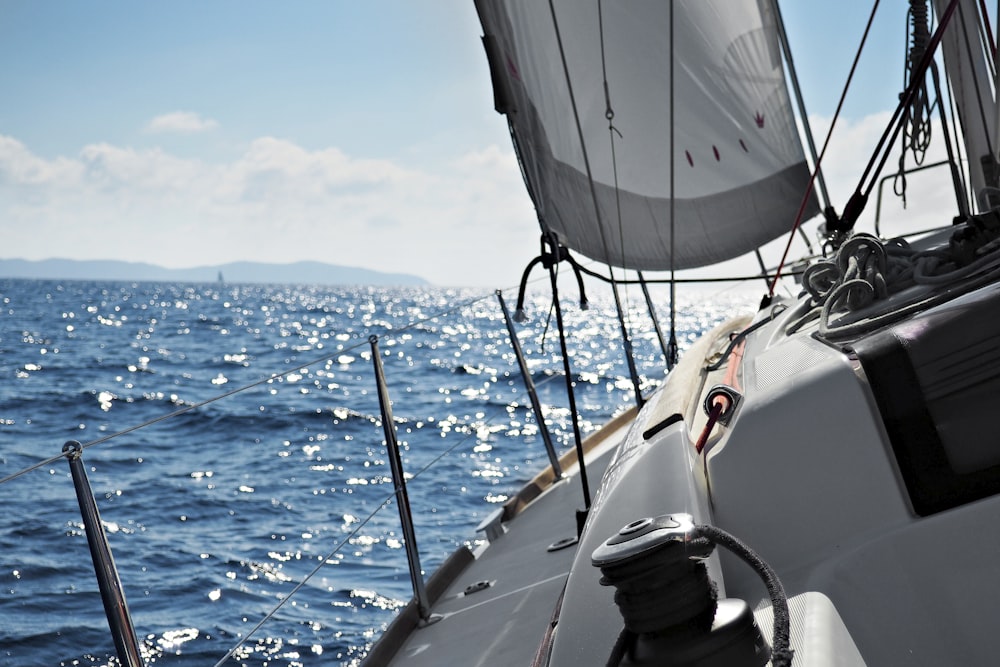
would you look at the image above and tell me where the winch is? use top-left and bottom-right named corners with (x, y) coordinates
top-left (592, 514), bottom-right (782, 667)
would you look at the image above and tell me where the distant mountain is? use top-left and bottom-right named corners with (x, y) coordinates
top-left (0, 258), bottom-right (429, 287)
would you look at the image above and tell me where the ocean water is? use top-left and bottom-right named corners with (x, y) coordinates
top-left (0, 278), bottom-right (745, 666)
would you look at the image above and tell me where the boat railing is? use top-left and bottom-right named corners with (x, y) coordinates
top-left (0, 286), bottom-right (662, 665)
top-left (874, 159), bottom-right (965, 236)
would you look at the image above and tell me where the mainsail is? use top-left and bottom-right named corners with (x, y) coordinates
top-left (476, 0), bottom-right (819, 271)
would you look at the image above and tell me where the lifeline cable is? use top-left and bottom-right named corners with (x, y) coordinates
top-left (0, 293), bottom-right (496, 487)
top-left (212, 493), bottom-right (395, 667)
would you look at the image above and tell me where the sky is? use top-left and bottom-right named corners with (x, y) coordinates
top-left (0, 1), bottom-right (986, 288)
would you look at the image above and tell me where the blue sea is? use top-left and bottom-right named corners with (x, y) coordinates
top-left (0, 278), bottom-right (743, 666)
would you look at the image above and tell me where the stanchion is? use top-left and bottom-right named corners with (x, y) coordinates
top-left (368, 337), bottom-right (437, 625)
top-left (496, 290), bottom-right (562, 480)
top-left (63, 441), bottom-right (144, 667)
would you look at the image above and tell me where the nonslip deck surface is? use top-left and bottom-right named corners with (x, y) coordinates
top-left (384, 444), bottom-right (619, 667)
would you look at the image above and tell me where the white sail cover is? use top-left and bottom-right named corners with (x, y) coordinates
top-left (476, 0), bottom-right (818, 270)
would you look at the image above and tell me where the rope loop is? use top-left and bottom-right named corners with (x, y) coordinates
top-left (788, 210), bottom-right (1000, 338)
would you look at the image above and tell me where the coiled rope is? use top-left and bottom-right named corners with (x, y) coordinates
top-left (788, 215), bottom-right (1000, 337)
top-left (899, 0), bottom-right (934, 171)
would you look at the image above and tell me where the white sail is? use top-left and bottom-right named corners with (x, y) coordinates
top-left (476, 0), bottom-right (818, 271)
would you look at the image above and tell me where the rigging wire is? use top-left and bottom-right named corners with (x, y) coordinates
top-left (214, 372), bottom-right (531, 664)
top-left (668, 0), bottom-right (679, 370)
top-left (979, 0), bottom-right (997, 60)
top-left (953, 0), bottom-right (997, 162)
top-left (772, 0), bottom-right (833, 215)
top-left (597, 0), bottom-right (645, 405)
top-left (597, 0), bottom-right (626, 275)
top-left (769, 0), bottom-right (883, 296)
top-left (545, 0), bottom-right (636, 491)
top-left (839, 0), bottom-right (962, 230)
top-left (545, 0), bottom-right (616, 271)
top-left (212, 494), bottom-right (395, 667)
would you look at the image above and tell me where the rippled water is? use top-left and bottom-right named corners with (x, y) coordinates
top-left (0, 278), bottom-right (746, 666)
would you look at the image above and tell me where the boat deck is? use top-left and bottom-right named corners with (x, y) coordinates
top-left (373, 421), bottom-right (626, 666)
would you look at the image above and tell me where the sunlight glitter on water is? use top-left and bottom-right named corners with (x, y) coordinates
top-left (0, 280), bottom-right (753, 666)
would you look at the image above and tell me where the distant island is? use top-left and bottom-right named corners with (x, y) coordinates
top-left (0, 258), bottom-right (429, 287)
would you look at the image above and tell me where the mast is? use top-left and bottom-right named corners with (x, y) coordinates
top-left (932, 0), bottom-right (998, 209)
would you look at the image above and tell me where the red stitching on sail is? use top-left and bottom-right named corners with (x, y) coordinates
top-left (506, 55), bottom-right (521, 81)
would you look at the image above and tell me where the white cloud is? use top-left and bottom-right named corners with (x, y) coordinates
top-left (2, 110), bottom-right (964, 288)
top-left (0, 133), bottom-right (536, 287)
top-left (0, 135), bottom-right (83, 185)
top-left (808, 112), bottom-right (964, 238)
top-left (146, 111), bottom-right (220, 134)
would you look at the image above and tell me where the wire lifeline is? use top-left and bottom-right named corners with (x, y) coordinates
top-left (0, 292), bottom-right (496, 487)
top-left (4, 290), bottom-right (503, 662)
top-left (214, 345), bottom-right (530, 665)
top-left (212, 493), bottom-right (395, 667)
top-left (212, 313), bottom-right (528, 662)
top-left (12, 285), bottom-right (640, 662)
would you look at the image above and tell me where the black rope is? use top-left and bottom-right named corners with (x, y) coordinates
top-left (543, 232), bottom-right (592, 513)
top-left (894, 0), bottom-right (935, 207)
top-left (697, 525), bottom-right (794, 667)
top-left (569, 253), bottom-right (806, 285)
top-left (596, 521), bottom-right (793, 667)
top-left (840, 0), bottom-right (961, 231)
top-left (704, 305), bottom-right (788, 372)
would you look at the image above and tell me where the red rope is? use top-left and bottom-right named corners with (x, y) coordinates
top-left (695, 397), bottom-right (727, 454)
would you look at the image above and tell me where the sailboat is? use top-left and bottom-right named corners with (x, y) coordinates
top-left (362, 0), bottom-right (1000, 665)
top-left (31, 0), bottom-right (1000, 665)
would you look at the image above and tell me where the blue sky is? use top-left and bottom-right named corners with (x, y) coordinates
top-left (0, 2), bottom-right (979, 287)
